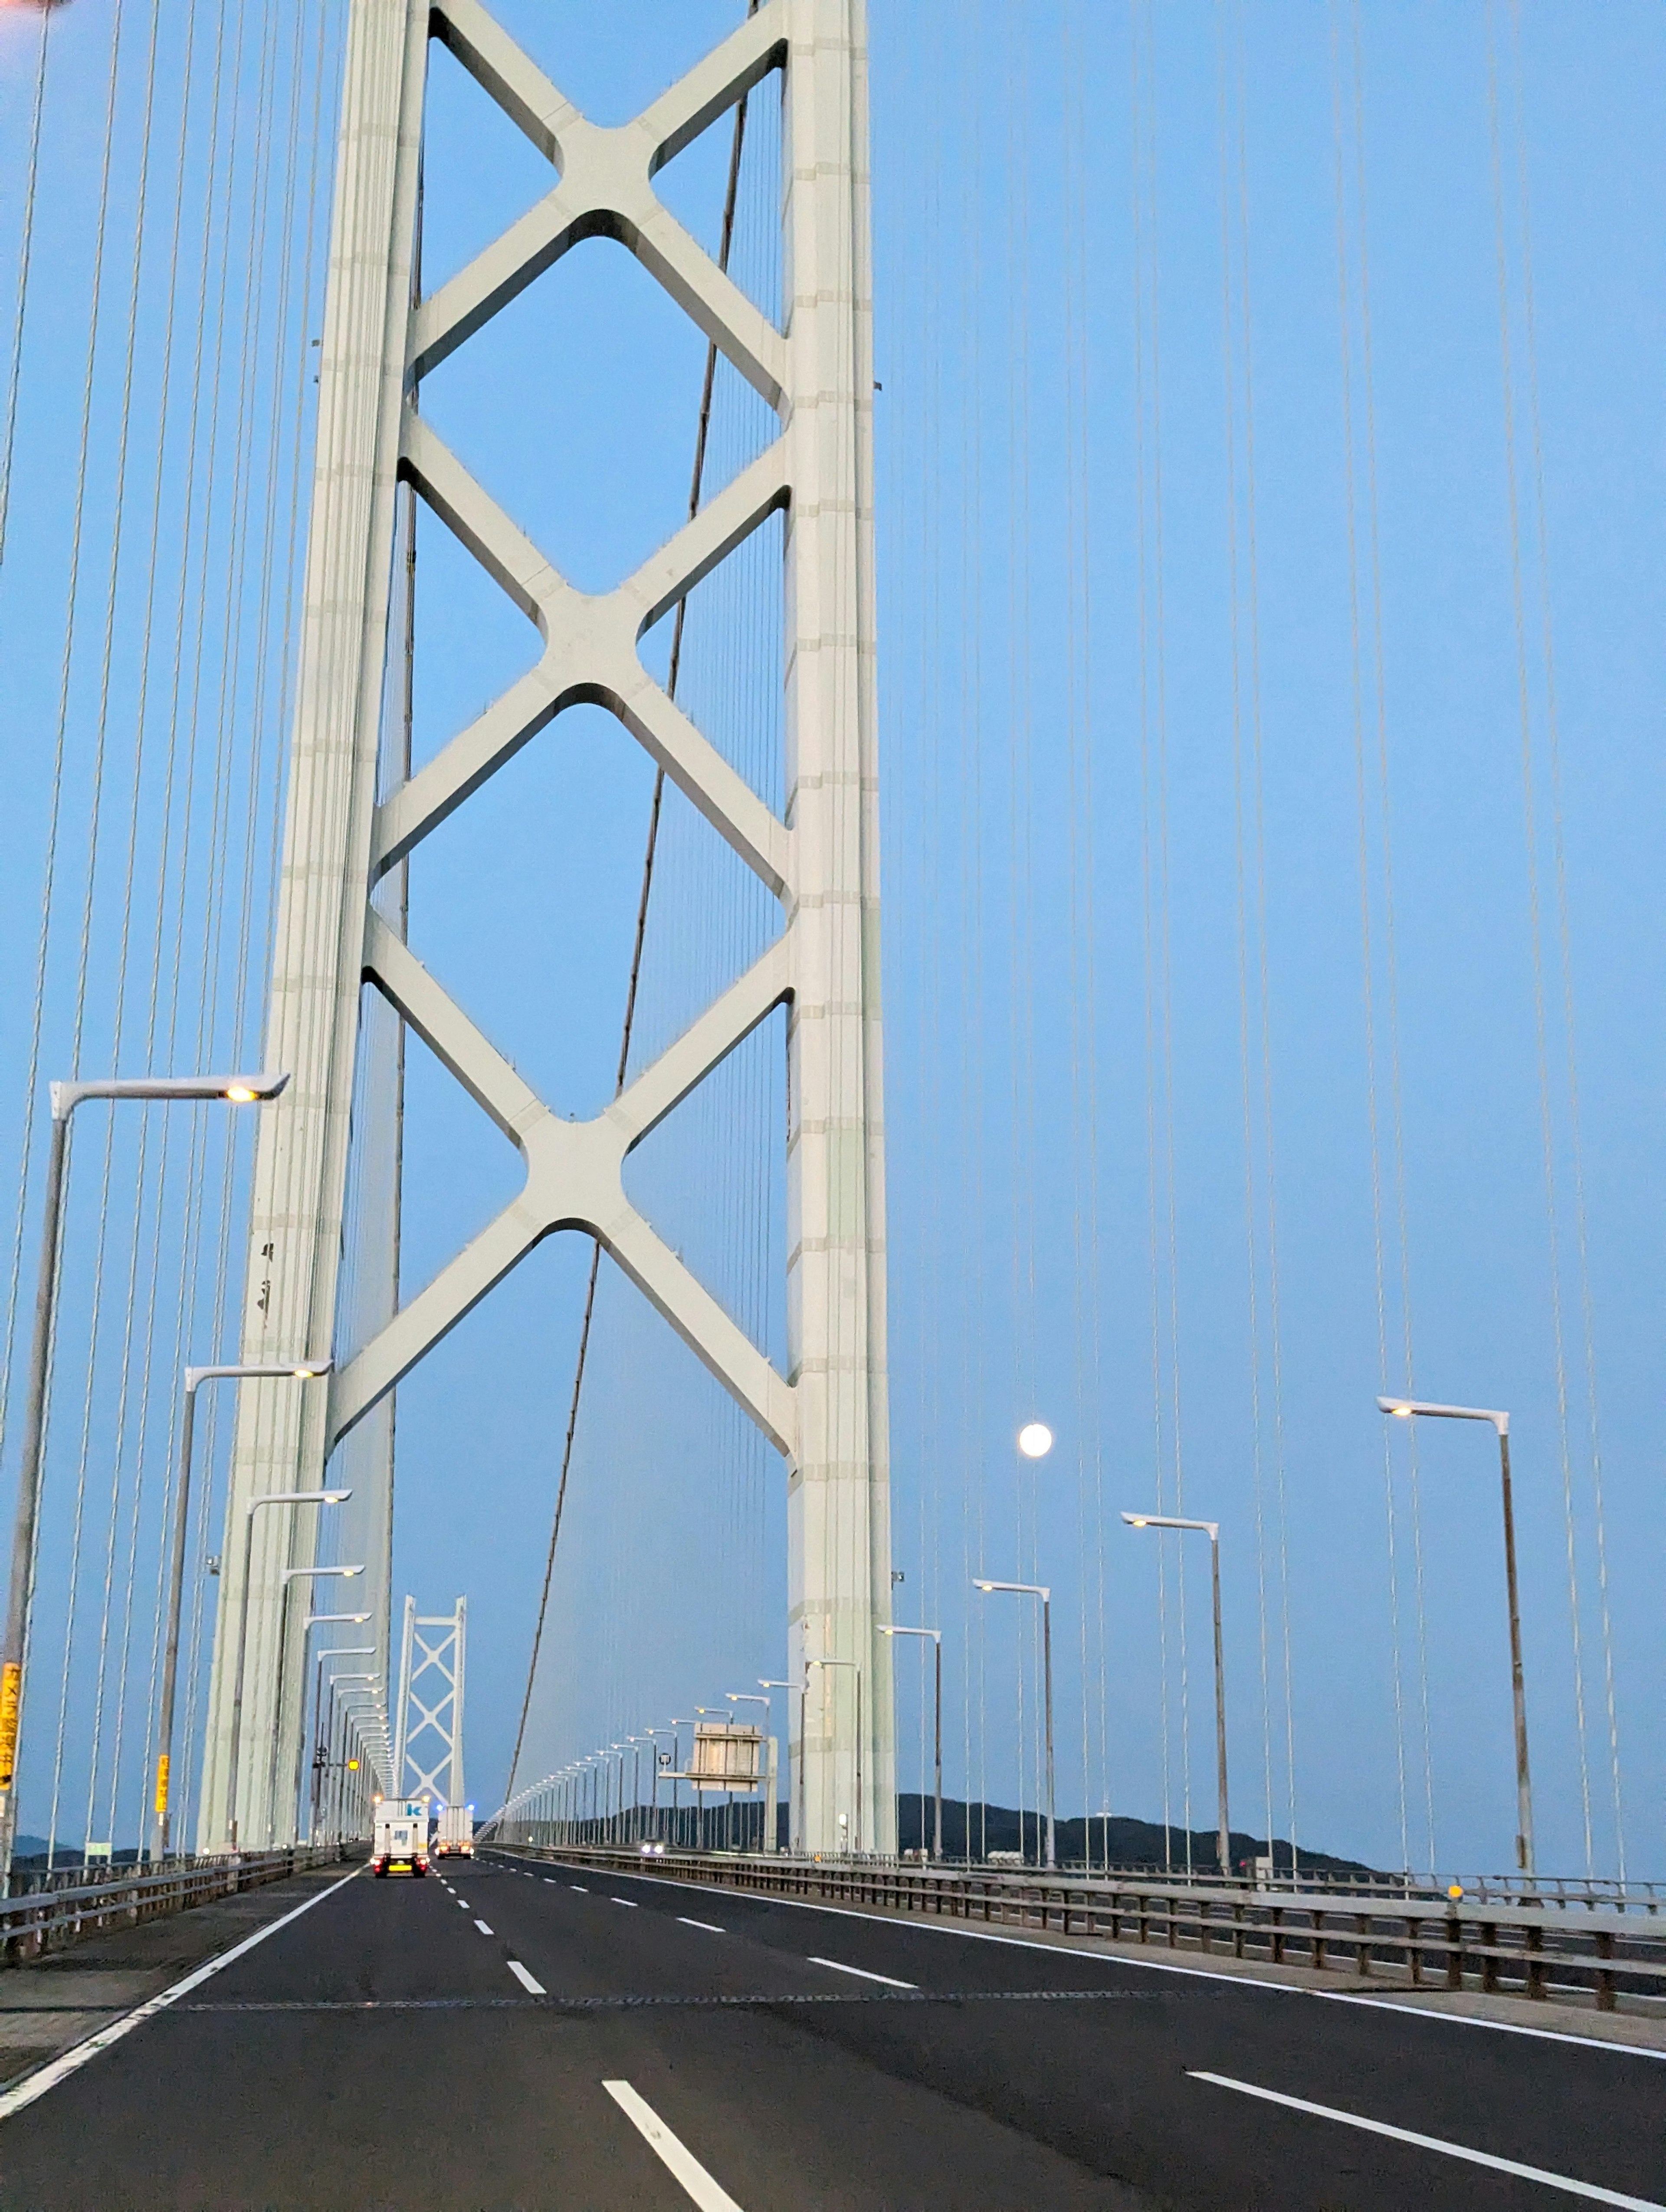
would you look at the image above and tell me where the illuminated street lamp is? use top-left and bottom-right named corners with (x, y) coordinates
top-left (1378, 1396), bottom-right (1535, 1876)
top-left (0, 1070), bottom-right (288, 1885)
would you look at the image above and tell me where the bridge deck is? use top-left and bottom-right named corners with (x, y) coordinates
top-left (0, 1852), bottom-right (1657, 2207)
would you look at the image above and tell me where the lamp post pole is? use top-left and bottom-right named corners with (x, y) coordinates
top-left (758, 1683), bottom-right (797, 1855)
top-left (1122, 1515), bottom-right (1230, 1877)
top-left (1378, 1397), bottom-right (1535, 1876)
top-left (642, 1730), bottom-right (672, 1842)
top-left (150, 1359), bottom-right (332, 1860)
top-left (0, 1071), bottom-right (288, 1887)
top-left (726, 1694), bottom-right (773, 1852)
top-left (879, 1626), bottom-right (942, 1860)
top-left (264, 1563), bottom-right (367, 1840)
top-left (973, 1580), bottom-right (1055, 1870)
top-left (308, 1648), bottom-right (373, 1840)
top-left (804, 1659), bottom-right (863, 1855)
top-left (323, 1672), bottom-right (377, 1840)
top-left (225, 1489), bottom-right (351, 1847)
top-left (669, 1721), bottom-right (694, 1848)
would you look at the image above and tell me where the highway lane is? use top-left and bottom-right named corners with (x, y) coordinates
top-left (0, 1849), bottom-right (1656, 2209)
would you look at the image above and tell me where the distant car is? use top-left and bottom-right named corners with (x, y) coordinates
top-left (639, 1841), bottom-right (666, 1857)
top-left (372, 1805), bottom-right (429, 1878)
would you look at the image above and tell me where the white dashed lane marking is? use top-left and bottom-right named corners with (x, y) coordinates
top-left (807, 1956), bottom-right (915, 1990)
top-left (611, 1898), bottom-right (639, 1909)
top-left (1189, 2074), bottom-right (1664, 2211)
top-left (474, 1920), bottom-right (494, 1935)
top-left (678, 1918), bottom-right (725, 1934)
top-left (605, 2080), bottom-right (744, 2212)
top-left (508, 1960), bottom-right (545, 1995)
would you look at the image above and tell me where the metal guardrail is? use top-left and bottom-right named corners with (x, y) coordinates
top-left (482, 1825), bottom-right (1666, 1916)
top-left (488, 1842), bottom-right (1666, 2017)
top-left (0, 1843), bottom-right (350, 1967)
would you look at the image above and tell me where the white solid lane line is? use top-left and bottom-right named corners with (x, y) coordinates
top-left (1189, 2073), bottom-right (1663, 2211)
top-left (605, 2080), bottom-right (744, 2212)
top-left (507, 1961), bottom-right (545, 1995)
top-left (807, 1956), bottom-right (915, 1989)
top-left (677, 1918), bottom-right (725, 1934)
top-left (611, 1897), bottom-right (639, 1908)
top-left (0, 1870), bottom-right (358, 2124)
top-left (474, 1919), bottom-right (494, 1935)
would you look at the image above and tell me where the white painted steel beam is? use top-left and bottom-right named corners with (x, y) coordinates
top-left (394, 1596), bottom-right (467, 1806)
top-left (205, 0), bottom-right (893, 1857)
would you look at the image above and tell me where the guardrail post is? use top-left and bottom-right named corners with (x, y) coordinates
top-left (1481, 1922), bottom-right (1499, 1994)
top-left (1595, 1928), bottom-right (1616, 2013)
top-left (1525, 1922), bottom-right (1545, 2000)
top-left (1445, 1914), bottom-right (1463, 1990)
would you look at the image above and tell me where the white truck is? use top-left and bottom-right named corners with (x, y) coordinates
top-left (371, 1801), bottom-right (429, 1878)
top-left (432, 1803), bottom-right (474, 1859)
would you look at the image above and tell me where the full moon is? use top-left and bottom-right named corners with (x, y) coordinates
top-left (1017, 1421), bottom-right (1053, 1459)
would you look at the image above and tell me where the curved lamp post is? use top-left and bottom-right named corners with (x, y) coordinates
top-left (973, 1580), bottom-right (1054, 1869)
top-left (0, 1070), bottom-right (288, 1886)
top-left (879, 1626), bottom-right (942, 1860)
top-left (1379, 1396), bottom-right (1534, 1876)
top-left (225, 1489), bottom-right (350, 1847)
top-left (1122, 1514), bottom-right (1230, 1878)
top-left (149, 1358), bottom-right (331, 1859)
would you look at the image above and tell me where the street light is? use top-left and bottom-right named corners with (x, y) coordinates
top-left (265, 1566), bottom-right (366, 1841)
top-left (0, 1070), bottom-right (289, 1883)
top-left (318, 1665), bottom-right (377, 1841)
top-left (264, 1575), bottom-right (365, 1849)
top-left (879, 1626), bottom-right (942, 1861)
top-left (726, 1694), bottom-right (774, 1852)
top-left (1122, 1513), bottom-right (1231, 1878)
top-left (668, 1719), bottom-right (695, 1847)
top-left (610, 1744), bottom-right (631, 1844)
top-left (308, 1650), bottom-right (374, 1840)
top-left (758, 1682), bottom-right (800, 1855)
top-left (225, 1488), bottom-right (351, 1847)
top-left (148, 1358), bottom-right (331, 1860)
top-left (973, 1581), bottom-right (1055, 1869)
top-left (803, 1659), bottom-right (863, 1855)
top-left (1378, 1396), bottom-right (1535, 1875)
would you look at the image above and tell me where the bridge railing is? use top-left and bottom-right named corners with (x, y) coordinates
top-left (482, 1819), bottom-right (1665, 1915)
top-left (485, 1841), bottom-right (1666, 2017)
top-left (0, 1844), bottom-right (350, 1967)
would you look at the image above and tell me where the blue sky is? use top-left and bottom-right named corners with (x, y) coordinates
top-left (3, 0), bottom-right (1665, 1876)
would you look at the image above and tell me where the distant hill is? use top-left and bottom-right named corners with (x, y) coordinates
top-left (893, 1796), bottom-right (1374, 1876)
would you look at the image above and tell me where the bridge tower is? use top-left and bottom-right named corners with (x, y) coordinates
top-left (196, 0), bottom-right (895, 1856)
top-left (394, 1596), bottom-right (466, 1808)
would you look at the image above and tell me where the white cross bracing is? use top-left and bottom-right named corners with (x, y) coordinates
top-left (395, 1597), bottom-right (466, 1806)
top-left (200, 0), bottom-right (895, 1859)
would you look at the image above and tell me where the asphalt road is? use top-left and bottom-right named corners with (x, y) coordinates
top-left (0, 1848), bottom-right (1659, 2210)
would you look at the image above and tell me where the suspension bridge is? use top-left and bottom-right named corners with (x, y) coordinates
top-left (0, 0), bottom-right (1660, 2203)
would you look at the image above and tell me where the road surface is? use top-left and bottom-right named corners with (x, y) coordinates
top-left (0, 1848), bottom-right (1658, 2208)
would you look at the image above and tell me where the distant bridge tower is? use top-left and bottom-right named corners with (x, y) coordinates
top-left (196, 0), bottom-right (894, 1855)
top-left (394, 1597), bottom-right (466, 1808)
